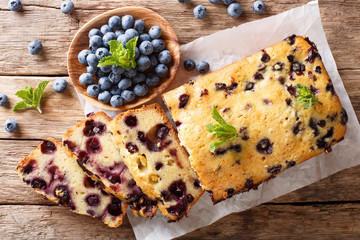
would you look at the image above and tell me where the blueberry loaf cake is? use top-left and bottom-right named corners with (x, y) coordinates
top-left (162, 35), bottom-right (348, 203)
top-left (17, 138), bottom-right (127, 227)
top-left (63, 112), bottom-right (157, 218)
top-left (110, 104), bottom-right (204, 221)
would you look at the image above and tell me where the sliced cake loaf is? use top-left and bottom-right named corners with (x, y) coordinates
top-left (162, 35), bottom-right (347, 203)
top-left (17, 138), bottom-right (127, 227)
top-left (62, 111), bottom-right (157, 218)
top-left (110, 104), bottom-right (204, 221)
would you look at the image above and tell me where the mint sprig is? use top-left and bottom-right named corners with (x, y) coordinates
top-left (97, 37), bottom-right (138, 70)
top-left (13, 80), bottom-right (49, 113)
top-left (206, 105), bottom-right (239, 153)
top-left (296, 83), bottom-right (319, 110)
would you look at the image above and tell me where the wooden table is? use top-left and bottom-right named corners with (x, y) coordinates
top-left (1, 0), bottom-right (359, 238)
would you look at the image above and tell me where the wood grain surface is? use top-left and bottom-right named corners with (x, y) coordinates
top-left (1, 0), bottom-right (359, 239)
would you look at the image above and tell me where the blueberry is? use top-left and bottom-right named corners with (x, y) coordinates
top-left (122, 15), bottom-right (134, 30)
top-left (124, 68), bottom-right (137, 78)
top-left (118, 78), bottom-right (132, 90)
top-left (100, 65), bottom-right (112, 73)
top-left (117, 34), bottom-right (132, 46)
top-left (103, 32), bottom-right (117, 47)
top-left (89, 35), bottom-right (103, 50)
top-left (132, 73), bottom-right (146, 84)
top-left (134, 20), bottom-right (146, 34)
top-left (8, 0), bottom-right (21, 11)
top-left (79, 73), bottom-right (94, 86)
top-left (134, 84), bottom-right (148, 97)
top-left (146, 73), bottom-right (160, 87)
top-left (193, 5), bottom-right (207, 19)
top-left (149, 26), bottom-right (162, 39)
top-left (222, 0), bottom-right (234, 5)
top-left (158, 50), bottom-right (172, 64)
top-left (253, 1), bottom-right (266, 14)
top-left (155, 64), bottom-right (169, 78)
top-left (98, 91), bottom-right (112, 104)
top-left (135, 47), bottom-right (140, 59)
top-left (89, 29), bottom-right (102, 38)
top-left (197, 61), bottom-right (210, 74)
top-left (125, 28), bottom-right (139, 40)
top-left (86, 53), bottom-right (98, 67)
top-left (149, 55), bottom-right (158, 68)
top-left (209, 0), bottom-right (220, 4)
top-left (87, 84), bottom-right (100, 97)
top-left (139, 41), bottom-right (153, 55)
top-left (152, 39), bottom-right (165, 53)
top-left (108, 16), bottom-right (121, 29)
top-left (28, 40), bottom-right (42, 55)
top-left (137, 55), bottom-right (151, 72)
top-left (61, 1), bottom-right (74, 14)
top-left (139, 33), bottom-right (151, 43)
top-left (0, 94), bottom-right (8, 106)
top-left (95, 47), bottom-right (109, 60)
top-left (109, 72), bottom-right (122, 84)
top-left (4, 119), bottom-right (18, 133)
top-left (121, 90), bottom-right (135, 102)
top-left (98, 77), bottom-right (112, 90)
top-left (96, 69), bottom-right (107, 78)
top-left (78, 49), bottom-right (91, 65)
top-left (184, 59), bottom-right (196, 71)
top-left (112, 65), bottom-right (124, 75)
top-left (87, 66), bottom-right (97, 74)
top-left (53, 78), bottom-right (68, 93)
top-left (115, 30), bottom-right (125, 37)
top-left (228, 3), bottom-right (242, 18)
top-left (110, 95), bottom-right (123, 107)
top-left (110, 86), bottom-right (122, 95)
top-left (100, 25), bottom-right (112, 35)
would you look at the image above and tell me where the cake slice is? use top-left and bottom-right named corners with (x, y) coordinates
top-left (162, 35), bottom-right (348, 203)
top-left (110, 104), bottom-right (204, 221)
top-left (62, 112), bottom-right (157, 218)
top-left (17, 138), bottom-right (127, 228)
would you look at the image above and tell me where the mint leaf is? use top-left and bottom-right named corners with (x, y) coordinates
top-left (296, 84), bottom-right (318, 110)
top-left (97, 37), bottom-right (138, 70)
top-left (13, 80), bottom-right (49, 114)
top-left (206, 106), bottom-right (239, 153)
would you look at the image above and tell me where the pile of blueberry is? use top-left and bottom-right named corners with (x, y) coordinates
top-left (77, 15), bottom-right (173, 108)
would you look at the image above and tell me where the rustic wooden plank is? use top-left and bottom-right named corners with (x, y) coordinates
top-left (1, 203), bottom-right (359, 239)
top-left (2, 140), bottom-right (360, 205)
top-left (0, 0), bottom-right (359, 75)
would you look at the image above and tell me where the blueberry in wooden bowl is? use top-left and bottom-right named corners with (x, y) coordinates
top-left (67, 7), bottom-right (180, 111)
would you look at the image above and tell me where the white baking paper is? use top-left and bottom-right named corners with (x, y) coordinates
top-left (77, 1), bottom-right (360, 239)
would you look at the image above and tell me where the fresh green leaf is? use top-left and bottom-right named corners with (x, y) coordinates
top-left (97, 37), bottom-right (138, 70)
top-left (206, 106), bottom-right (239, 153)
top-left (296, 84), bottom-right (319, 110)
top-left (13, 80), bottom-right (49, 114)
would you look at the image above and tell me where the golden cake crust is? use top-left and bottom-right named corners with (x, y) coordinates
top-left (162, 35), bottom-right (347, 203)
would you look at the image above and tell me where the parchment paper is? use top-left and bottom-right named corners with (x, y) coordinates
top-left (77, 1), bottom-right (360, 239)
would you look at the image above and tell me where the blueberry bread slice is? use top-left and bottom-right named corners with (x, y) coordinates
top-left (17, 138), bottom-right (127, 228)
top-left (110, 104), bottom-right (204, 221)
top-left (162, 35), bottom-right (348, 203)
top-left (62, 112), bottom-right (157, 218)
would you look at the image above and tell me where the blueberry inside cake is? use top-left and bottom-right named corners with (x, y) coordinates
top-left (162, 35), bottom-right (348, 203)
top-left (110, 104), bottom-right (204, 221)
top-left (62, 112), bottom-right (157, 218)
top-left (17, 138), bottom-right (127, 227)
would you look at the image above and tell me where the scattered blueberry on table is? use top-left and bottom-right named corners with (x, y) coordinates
top-left (184, 59), bottom-right (196, 72)
top-left (253, 1), bottom-right (266, 14)
top-left (209, 0), bottom-right (220, 4)
top-left (28, 40), bottom-right (42, 55)
top-left (193, 5), bottom-right (207, 19)
top-left (222, 0), bottom-right (234, 6)
top-left (177, 0), bottom-right (189, 3)
top-left (197, 61), bottom-right (210, 74)
top-left (61, 1), bottom-right (74, 15)
top-left (8, 0), bottom-right (21, 11)
top-left (4, 119), bottom-right (18, 133)
top-left (53, 78), bottom-right (68, 93)
top-left (0, 94), bottom-right (9, 106)
top-left (228, 3), bottom-right (242, 18)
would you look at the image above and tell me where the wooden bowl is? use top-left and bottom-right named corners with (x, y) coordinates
top-left (67, 7), bottom-right (180, 111)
